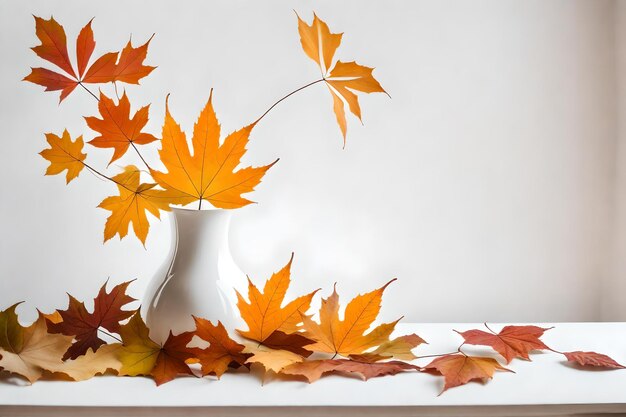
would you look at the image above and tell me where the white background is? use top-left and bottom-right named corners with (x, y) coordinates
top-left (0, 0), bottom-right (623, 323)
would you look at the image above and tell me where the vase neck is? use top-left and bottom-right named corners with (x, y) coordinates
top-left (172, 209), bottom-right (231, 251)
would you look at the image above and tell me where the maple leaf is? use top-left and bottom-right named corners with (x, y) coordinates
top-left (236, 254), bottom-right (318, 345)
top-left (191, 317), bottom-right (250, 378)
top-left (39, 129), bottom-right (86, 184)
top-left (456, 324), bottom-right (552, 364)
top-left (281, 358), bottom-right (420, 383)
top-left (85, 92), bottom-right (158, 165)
top-left (24, 16), bottom-right (155, 102)
top-left (46, 280), bottom-right (136, 360)
top-left (53, 343), bottom-right (122, 381)
top-left (370, 334), bottom-right (427, 361)
top-left (301, 279), bottom-right (400, 357)
top-left (562, 351), bottom-right (625, 369)
top-left (98, 165), bottom-right (191, 245)
top-left (297, 13), bottom-right (387, 144)
top-left (118, 313), bottom-right (196, 385)
top-left (151, 92), bottom-right (276, 209)
top-left (0, 306), bottom-right (73, 383)
top-left (424, 354), bottom-right (512, 394)
top-left (262, 330), bottom-right (315, 357)
top-left (244, 343), bottom-right (305, 374)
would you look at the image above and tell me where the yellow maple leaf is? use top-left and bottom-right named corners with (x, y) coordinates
top-left (302, 279), bottom-right (400, 357)
top-left (53, 343), bottom-right (122, 381)
top-left (151, 92), bottom-right (277, 210)
top-left (244, 342), bottom-right (304, 374)
top-left (98, 165), bottom-right (190, 245)
top-left (39, 129), bottom-right (86, 183)
top-left (297, 13), bottom-right (387, 144)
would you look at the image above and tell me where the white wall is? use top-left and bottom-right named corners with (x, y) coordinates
top-left (606, 0), bottom-right (626, 321)
top-left (0, 0), bottom-right (618, 323)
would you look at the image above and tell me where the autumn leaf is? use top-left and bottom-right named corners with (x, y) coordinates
top-left (424, 354), bottom-right (512, 394)
top-left (281, 358), bottom-right (420, 383)
top-left (46, 280), bottom-right (136, 360)
top-left (370, 334), bottom-right (426, 361)
top-left (98, 165), bottom-right (191, 244)
top-left (236, 253), bottom-right (318, 344)
top-left (39, 129), bottom-right (86, 184)
top-left (244, 343), bottom-right (304, 374)
top-left (262, 330), bottom-right (314, 357)
top-left (118, 313), bottom-right (196, 385)
top-left (297, 13), bottom-right (387, 144)
top-left (562, 351), bottom-right (625, 369)
top-left (301, 279), bottom-right (400, 357)
top-left (85, 92), bottom-right (158, 164)
top-left (0, 306), bottom-right (73, 383)
top-left (456, 324), bottom-right (552, 364)
top-left (191, 317), bottom-right (250, 378)
top-left (151, 92), bottom-right (276, 210)
top-left (24, 16), bottom-right (155, 102)
top-left (53, 343), bottom-right (122, 381)
top-left (108, 36), bottom-right (156, 84)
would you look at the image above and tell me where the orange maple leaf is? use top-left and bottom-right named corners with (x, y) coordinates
top-left (456, 324), bottom-right (552, 364)
top-left (39, 129), bottom-right (86, 183)
top-left (118, 313), bottom-right (196, 386)
top-left (151, 92), bottom-right (277, 210)
top-left (98, 165), bottom-right (190, 245)
top-left (296, 13), bottom-right (387, 144)
top-left (191, 317), bottom-right (250, 378)
top-left (46, 280), bottom-right (136, 360)
top-left (424, 354), bottom-right (512, 394)
top-left (562, 351), bottom-right (625, 369)
top-left (236, 254), bottom-right (318, 345)
top-left (301, 279), bottom-right (400, 357)
top-left (85, 92), bottom-right (158, 164)
top-left (24, 16), bottom-right (155, 102)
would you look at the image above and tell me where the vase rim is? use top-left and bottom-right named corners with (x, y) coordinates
top-left (171, 206), bottom-right (231, 215)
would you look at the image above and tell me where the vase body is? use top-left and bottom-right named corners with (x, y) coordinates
top-left (143, 208), bottom-right (246, 343)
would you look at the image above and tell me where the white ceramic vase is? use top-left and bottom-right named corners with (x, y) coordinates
top-left (142, 208), bottom-right (247, 343)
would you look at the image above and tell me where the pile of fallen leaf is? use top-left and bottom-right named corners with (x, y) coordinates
top-left (1, 256), bottom-right (623, 394)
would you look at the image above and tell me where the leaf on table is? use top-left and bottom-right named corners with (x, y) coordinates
top-left (24, 16), bottom-right (155, 102)
top-left (281, 358), bottom-right (420, 383)
top-left (563, 351), bottom-right (625, 369)
top-left (151, 91), bottom-right (276, 209)
top-left (118, 313), bottom-right (196, 385)
top-left (262, 330), bottom-right (314, 357)
top-left (85, 92), bottom-right (158, 165)
top-left (236, 253), bottom-right (318, 346)
top-left (296, 13), bottom-right (387, 144)
top-left (52, 343), bottom-right (122, 381)
top-left (46, 280), bottom-right (136, 360)
top-left (39, 129), bottom-right (86, 184)
top-left (301, 279), bottom-right (400, 357)
top-left (424, 354), bottom-right (512, 394)
top-left (0, 307), bottom-right (73, 383)
top-left (98, 165), bottom-right (190, 245)
top-left (191, 317), bottom-right (250, 378)
top-left (244, 343), bottom-right (304, 374)
top-left (456, 325), bottom-right (552, 363)
top-left (369, 334), bottom-right (427, 361)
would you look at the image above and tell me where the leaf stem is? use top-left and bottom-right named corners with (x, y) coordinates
top-left (78, 81), bottom-right (153, 172)
top-left (254, 78), bottom-right (325, 125)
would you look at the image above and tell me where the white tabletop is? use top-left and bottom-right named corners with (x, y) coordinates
top-left (1, 323), bottom-right (625, 416)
